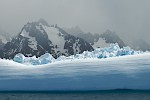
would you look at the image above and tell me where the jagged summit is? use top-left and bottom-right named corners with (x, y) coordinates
top-left (38, 18), bottom-right (50, 27)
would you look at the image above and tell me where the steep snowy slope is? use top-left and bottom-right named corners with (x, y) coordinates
top-left (3, 19), bottom-right (93, 59)
top-left (0, 53), bottom-right (150, 91)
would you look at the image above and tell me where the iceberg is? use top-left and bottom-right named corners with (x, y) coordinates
top-left (13, 53), bottom-right (25, 63)
top-left (13, 53), bottom-right (55, 65)
top-left (38, 53), bottom-right (55, 64)
top-left (13, 43), bottom-right (144, 65)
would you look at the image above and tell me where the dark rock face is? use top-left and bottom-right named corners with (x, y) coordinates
top-left (58, 27), bottom-right (93, 55)
top-left (2, 20), bottom-right (93, 59)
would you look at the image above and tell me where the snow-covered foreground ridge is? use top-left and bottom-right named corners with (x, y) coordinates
top-left (0, 43), bottom-right (150, 90)
top-left (0, 53), bottom-right (150, 90)
top-left (13, 43), bottom-right (144, 65)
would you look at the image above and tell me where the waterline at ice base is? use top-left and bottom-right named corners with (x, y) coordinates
top-left (0, 43), bottom-right (150, 91)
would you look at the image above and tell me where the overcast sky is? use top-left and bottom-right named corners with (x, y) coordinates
top-left (0, 0), bottom-right (150, 44)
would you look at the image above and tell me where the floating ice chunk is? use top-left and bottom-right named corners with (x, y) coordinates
top-left (27, 56), bottom-right (41, 65)
top-left (13, 43), bottom-right (145, 65)
top-left (13, 53), bottom-right (55, 65)
top-left (13, 53), bottom-right (25, 63)
top-left (39, 53), bottom-right (55, 64)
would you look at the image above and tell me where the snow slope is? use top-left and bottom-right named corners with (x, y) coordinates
top-left (20, 29), bottom-right (38, 50)
top-left (42, 25), bottom-right (66, 52)
top-left (0, 53), bottom-right (150, 91)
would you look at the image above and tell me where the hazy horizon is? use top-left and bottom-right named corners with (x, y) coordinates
top-left (0, 0), bottom-right (150, 44)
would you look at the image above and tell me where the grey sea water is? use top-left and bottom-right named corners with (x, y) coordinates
top-left (0, 90), bottom-right (150, 100)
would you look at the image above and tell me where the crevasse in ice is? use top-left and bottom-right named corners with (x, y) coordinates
top-left (13, 43), bottom-right (143, 65)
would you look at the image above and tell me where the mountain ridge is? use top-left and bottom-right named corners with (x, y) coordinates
top-left (1, 20), bottom-right (93, 59)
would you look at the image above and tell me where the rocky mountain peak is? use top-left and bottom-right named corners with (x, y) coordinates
top-left (38, 18), bottom-right (50, 27)
top-left (2, 20), bottom-right (93, 59)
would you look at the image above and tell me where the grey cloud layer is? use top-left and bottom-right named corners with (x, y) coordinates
top-left (0, 0), bottom-right (150, 44)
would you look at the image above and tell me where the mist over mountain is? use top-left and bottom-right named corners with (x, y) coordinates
top-left (0, 1), bottom-right (150, 93)
top-left (64, 27), bottom-right (126, 48)
top-left (0, 0), bottom-right (150, 56)
top-left (0, 29), bottom-right (12, 49)
top-left (0, 0), bottom-right (150, 48)
top-left (64, 26), bottom-right (150, 51)
top-left (131, 39), bottom-right (150, 51)
top-left (0, 18), bottom-right (150, 59)
top-left (1, 20), bottom-right (127, 59)
top-left (1, 19), bottom-right (93, 59)
top-left (63, 27), bottom-right (99, 45)
top-left (99, 30), bottom-right (126, 48)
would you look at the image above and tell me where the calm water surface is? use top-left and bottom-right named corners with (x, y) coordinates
top-left (0, 90), bottom-right (150, 100)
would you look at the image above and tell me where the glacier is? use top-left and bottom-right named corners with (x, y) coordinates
top-left (13, 43), bottom-right (143, 65)
top-left (0, 43), bottom-right (150, 91)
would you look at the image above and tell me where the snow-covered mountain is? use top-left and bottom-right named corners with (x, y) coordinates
top-left (2, 19), bottom-right (93, 59)
top-left (64, 28), bottom-right (126, 48)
